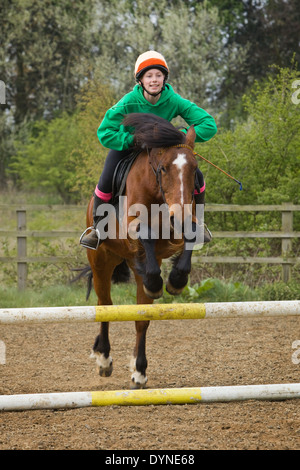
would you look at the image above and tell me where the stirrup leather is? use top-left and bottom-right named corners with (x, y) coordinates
top-left (79, 226), bottom-right (101, 250)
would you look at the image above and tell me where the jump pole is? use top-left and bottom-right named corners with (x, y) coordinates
top-left (0, 383), bottom-right (300, 411)
top-left (0, 300), bottom-right (299, 324)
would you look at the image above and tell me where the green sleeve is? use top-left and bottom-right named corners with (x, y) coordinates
top-left (97, 107), bottom-right (135, 151)
top-left (176, 96), bottom-right (217, 142)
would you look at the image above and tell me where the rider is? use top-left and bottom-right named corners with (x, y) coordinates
top-left (80, 51), bottom-right (217, 249)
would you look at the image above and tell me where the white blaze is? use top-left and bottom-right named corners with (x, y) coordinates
top-left (173, 153), bottom-right (187, 204)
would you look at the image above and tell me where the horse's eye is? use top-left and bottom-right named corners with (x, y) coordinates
top-left (161, 166), bottom-right (167, 173)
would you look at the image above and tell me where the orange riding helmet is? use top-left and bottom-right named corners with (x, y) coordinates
top-left (134, 51), bottom-right (169, 81)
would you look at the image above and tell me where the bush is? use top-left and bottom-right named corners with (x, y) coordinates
top-left (200, 63), bottom-right (300, 206)
top-left (258, 280), bottom-right (300, 300)
top-left (9, 81), bottom-right (116, 203)
top-left (160, 278), bottom-right (257, 303)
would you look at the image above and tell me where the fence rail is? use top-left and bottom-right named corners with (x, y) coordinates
top-left (0, 203), bottom-right (299, 289)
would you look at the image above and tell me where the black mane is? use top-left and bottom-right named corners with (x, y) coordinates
top-left (123, 113), bottom-right (186, 149)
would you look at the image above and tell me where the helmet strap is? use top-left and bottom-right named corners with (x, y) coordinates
top-left (139, 79), bottom-right (166, 97)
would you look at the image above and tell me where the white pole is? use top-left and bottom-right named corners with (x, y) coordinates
top-left (0, 306), bottom-right (97, 324)
top-left (0, 391), bottom-right (92, 411)
top-left (0, 301), bottom-right (299, 324)
top-left (205, 300), bottom-right (300, 318)
top-left (0, 384), bottom-right (299, 411)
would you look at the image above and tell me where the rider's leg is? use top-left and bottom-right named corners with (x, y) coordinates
top-left (80, 149), bottom-right (131, 249)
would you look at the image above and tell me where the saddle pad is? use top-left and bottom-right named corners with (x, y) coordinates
top-left (111, 150), bottom-right (142, 205)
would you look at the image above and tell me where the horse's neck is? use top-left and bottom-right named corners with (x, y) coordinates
top-left (127, 151), bottom-right (162, 205)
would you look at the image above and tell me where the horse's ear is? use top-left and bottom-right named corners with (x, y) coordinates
top-left (185, 125), bottom-right (196, 149)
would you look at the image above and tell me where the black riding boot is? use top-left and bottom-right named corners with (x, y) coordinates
top-left (194, 192), bottom-right (212, 244)
top-left (79, 194), bottom-right (110, 250)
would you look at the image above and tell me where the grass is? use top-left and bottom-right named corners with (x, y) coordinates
top-left (0, 282), bottom-right (137, 309)
top-left (1, 276), bottom-right (299, 309)
top-left (0, 278), bottom-right (259, 309)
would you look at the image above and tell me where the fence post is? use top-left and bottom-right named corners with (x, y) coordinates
top-left (281, 203), bottom-right (293, 283)
top-left (17, 209), bottom-right (27, 290)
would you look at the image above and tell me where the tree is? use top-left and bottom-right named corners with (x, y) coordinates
top-left (70, 80), bottom-right (117, 200)
top-left (9, 113), bottom-right (81, 202)
top-left (199, 64), bottom-right (300, 206)
top-left (0, 0), bottom-right (95, 186)
top-left (91, 0), bottom-right (247, 111)
top-left (211, 0), bottom-right (300, 126)
top-left (9, 80), bottom-right (116, 202)
top-left (0, 0), bottom-right (95, 124)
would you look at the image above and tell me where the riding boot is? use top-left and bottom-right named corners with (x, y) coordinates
top-left (194, 191), bottom-right (212, 244)
top-left (79, 194), bottom-right (110, 250)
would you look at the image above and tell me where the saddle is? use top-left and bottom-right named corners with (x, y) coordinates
top-left (111, 149), bottom-right (142, 205)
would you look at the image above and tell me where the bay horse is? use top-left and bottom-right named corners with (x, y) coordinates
top-left (86, 113), bottom-right (203, 388)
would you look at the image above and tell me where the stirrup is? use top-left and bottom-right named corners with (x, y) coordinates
top-left (195, 223), bottom-right (212, 245)
top-left (79, 226), bottom-right (101, 250)
top-left (204, 223), bottom-right (212, 242)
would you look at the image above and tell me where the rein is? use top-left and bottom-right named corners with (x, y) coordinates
top-left (173, 144), bottom-right (243, 191)
top-left (147, 148), bottom-right (167, 203)
top-left (148, 144), bottom-right (243, 194)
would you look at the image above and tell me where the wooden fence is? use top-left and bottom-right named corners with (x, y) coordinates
top-left (0, 203), bottom-right (299, 289)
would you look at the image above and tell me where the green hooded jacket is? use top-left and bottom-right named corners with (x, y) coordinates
top-left (97, 84), bottom-right (217, 151)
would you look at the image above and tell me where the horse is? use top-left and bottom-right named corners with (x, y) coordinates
top-left (85, 113), bottom-right (203, 388)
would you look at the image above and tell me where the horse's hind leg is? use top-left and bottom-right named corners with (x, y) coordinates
top-left (89, 255), bottom-right (117, 377)
top-left (129, 269), bottom-right (153, 389)
top-left (92, 321), bottom-right (113, 377)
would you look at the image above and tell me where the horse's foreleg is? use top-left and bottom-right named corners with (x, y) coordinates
top-left (166, 249), bottom-right (192, 295)
top-left (166, 222), bottom-right (197, 295)
top-left (130, 320), bottom-right (150, 388)
top-left (138, 224), bottom-right (163, 299)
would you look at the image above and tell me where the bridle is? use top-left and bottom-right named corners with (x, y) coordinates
top-left (147, 144), bottom-right (198, 204)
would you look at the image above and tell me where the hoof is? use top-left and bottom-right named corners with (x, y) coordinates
top-left (143, 284), bottom-right (163, 299)
top-left (130, 367), bottom-right (148, 389)
top-left (130, 381), bottom-right (147, 390)
top-left (90, 351), bottom-right (113, 377)
top-left (166, 279), bottom-right (184, 296)
top-left (99, 363), bottom-right (113, 377)
top-left (130, 377), bottom-right (148, 389)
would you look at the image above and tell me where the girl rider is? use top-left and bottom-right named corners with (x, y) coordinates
top-left (80, 51), bottom-right (217, 249)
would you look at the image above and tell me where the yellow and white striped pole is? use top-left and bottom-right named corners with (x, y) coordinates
top-left (0, 301), bottom-right (299, 324)
top-left (0, 384), bottom-right (300, 411)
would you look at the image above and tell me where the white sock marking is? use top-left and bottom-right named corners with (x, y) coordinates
top-left (129, 356), bottom-right (147, 385)
top-left (90, 351), bottom-right (112, 369)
